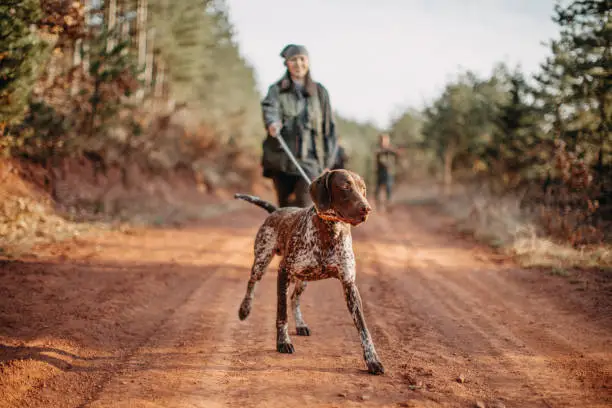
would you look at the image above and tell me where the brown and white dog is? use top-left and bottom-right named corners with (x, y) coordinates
top-left (235, 169), bottom-right (384, 375)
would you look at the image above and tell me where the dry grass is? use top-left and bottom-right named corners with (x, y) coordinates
top-left (0, 194), bottom-right (99, 252)
top-left (0, 158), bottom-right (267, 257)
top-left (512, 232), bottom-right (611, 269)
top-left (0, 161), bottom-right (104, 256)
top-left (453, 191), bottom-right (611, 270)
top-left (398, 182), bottom-right (612, 271)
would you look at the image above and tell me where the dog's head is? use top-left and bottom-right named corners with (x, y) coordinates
top-left (309, 169), bottom-right (372, 226)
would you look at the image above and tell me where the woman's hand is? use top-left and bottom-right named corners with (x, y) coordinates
top-left (268, 123), bottom-right (281, 137)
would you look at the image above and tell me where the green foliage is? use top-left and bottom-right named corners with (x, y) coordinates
top-left (149, 0), bottom-right (261, 146)
top-left (12, 22), bottom-right (141, 164)
top-left (0, 0), bottom-right (49, 128)
top-left (334, 114), bottom-right (380, 184)
top-left (85, 26), bottom-right (141, 140)
top-left (398, 0), bottom-right (610, 187)
top-left (1, 0), bottom-right (607, 244)
top-left (481, 67), bottom-right (550, 184)
top-left (535, 0), bottom-right (611, 167)
top-left (390, 0), bottom-right (611, 243)
top-left (388, 109), bottom-right (439, 180)
top-left (390, 108), bottom-right (424, 147)
top-left (419, 69), bottom-right (505, 181)
top-left (14, 101), bottom-right (72, 161)
top-left (149, 0), bottom-right (214, 99)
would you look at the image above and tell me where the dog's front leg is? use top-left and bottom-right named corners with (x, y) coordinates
top-left (342, 279), bottom-right (384, 375)
top-left (276, 267), bottom-right (294, 353)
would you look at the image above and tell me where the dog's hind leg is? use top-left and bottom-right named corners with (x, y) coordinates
top-left (238, 227), bottom-right (275, 321)
top-left (276, 266), bottom-right (294, 353)
top-left (291, 281), bottom-right (310, 336)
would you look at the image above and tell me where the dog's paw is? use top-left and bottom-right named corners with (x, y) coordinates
top-left (296, 326), bottom-right (311, 336)
top-left (277, 342), bottom-right (295, 354)
top-left (366, 360), bottom-right (385, 375)
top-left (238, 299), bottom-right (251, 321)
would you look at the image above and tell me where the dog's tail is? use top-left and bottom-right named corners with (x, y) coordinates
top-left (234, 193), bottom-right (277, 214)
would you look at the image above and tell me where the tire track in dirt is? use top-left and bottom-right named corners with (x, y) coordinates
top-left (219, 269), bottom-right (390, 407)
top-left (353, 215), bottom-right (480, 407)
top-left (2, 204), bottom-right (610, 408)
top-left (75, 272), bottom-right (218, 408)
top-left (354, 205), bottom-right (611, 407)
top-left (420, 265), bottom-right (610, 404)
top-left (1, 223), bottom-right (241, 408)
top-left (200, 211), bottom-right (450, 408)
top-left (76, 209), bottom-right (269, 408)
top-left (163, 212), bottom-right (422, 407)
top-left (82, 240), bottom-right (251, 408)
top-left (1, 264), bottom-right (209, 408)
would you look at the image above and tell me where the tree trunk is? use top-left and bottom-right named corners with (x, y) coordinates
top-left (88, 78), bottom-right (101, 139)
top-left (82, 0), bottom-right (90, 72)
top-left (121, 165), bottom-right (129, 188)
top-left (137, 0), bottom-right (148, 67)
top-left (144, 28), bottom-right (155, 94)
top-left (596, 90), bottom-right (608, 173)
top-left (443, 144), bottom-right (455, 196)
top-left (45, 156), bottom-right (59, 201)
top-left (153, 55), bottom-right (165, 105)
top-left (120, 2), bottom-right (130, 57)
top-left (106, 0), bottom-right (117, 52)
top-left (135, 0), bottom-right (148, 101)
top-left (70, 39), bottom-right (83, 96)
top-left (598, 38), bottom-right (611, 173)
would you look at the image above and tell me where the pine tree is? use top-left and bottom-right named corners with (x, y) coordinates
top-left (484, 66), bottom-right (548, 185)
top-left (535, 0), bottom-right (611, 168)
top-left (0, 0), bottom-right (47, 130)
top-left (421, 71), bottom-right (502, 192)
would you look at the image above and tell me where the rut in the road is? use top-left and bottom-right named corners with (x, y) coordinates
top-left (0, 204), bottom-right (610, 408)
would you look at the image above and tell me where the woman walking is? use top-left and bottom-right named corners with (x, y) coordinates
top-left (260, 44), bottom-right (337, 207)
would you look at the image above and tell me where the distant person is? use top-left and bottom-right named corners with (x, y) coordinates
top-left (374, 133), bottom-right (400, 211)
top-left (330, 137), bottom-right (349, 170)
top-left (260, 44), bottom-right (337, 208)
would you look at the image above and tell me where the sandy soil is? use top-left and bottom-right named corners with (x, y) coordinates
top-left (1, 201), bottom-right (610, 408)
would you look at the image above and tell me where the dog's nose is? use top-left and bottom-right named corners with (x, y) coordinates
top-left (359, 204), bottom-right (372, 215)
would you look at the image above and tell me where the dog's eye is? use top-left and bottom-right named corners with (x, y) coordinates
top-left (341, 184), bottom-right (351, 190)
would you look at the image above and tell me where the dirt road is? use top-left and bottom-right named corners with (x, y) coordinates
top-left (1, 202), bottom-right (610, 407)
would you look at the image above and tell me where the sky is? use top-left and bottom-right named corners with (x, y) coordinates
top-left (225, 0), bottom-right (559, 129)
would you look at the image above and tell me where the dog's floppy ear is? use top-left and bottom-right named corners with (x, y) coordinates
top-left (310, 170), bottom-right (334, 212)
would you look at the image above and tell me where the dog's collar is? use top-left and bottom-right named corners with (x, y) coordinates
top-left (312, 207), bottom-right (342, 224)
top-left (318, 212), bottom-right (340, 223)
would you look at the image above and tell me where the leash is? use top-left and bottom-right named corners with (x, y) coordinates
top-left (326, 142), bottom-right (339, 170)
top-left (272, 124), bottom-right (312, 185)
top-left (275, 132), bottom-right (313, 185)
top-left (272, 124), bottom-right (340, 186)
